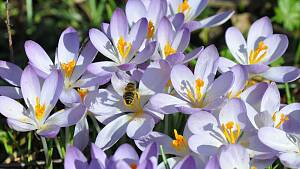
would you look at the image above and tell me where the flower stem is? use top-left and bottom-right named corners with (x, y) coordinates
top-left (160, 145), bottom-right (170, 169)
top-left (65, 127), bottom-right (70, 146)
top-left (41, 137), bottom-right (50, 168)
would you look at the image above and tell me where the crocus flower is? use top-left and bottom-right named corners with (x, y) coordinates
top-left (0, 60), bottom-right (23, 99)
top-left (241, 82), bottom-right (300, 132)
top-left (221, 16), bottom-right (300, 83)
top-left (227, 64), bottom-right (248, 99)
top-left (25, 27), bottom-right (111, 106)
top-left (188, 98), bottom-right (273, 160)
top-left (150, 45), bottom-right (234, 114)
top-left (258, 127), bottom-right (300, 169)
top-left (89, 8), bottom-right (156, 72)
top-left (85, 61), bottom-right (170, 150)
top-left (64, 142), bottom-right (158, 169)
top-left (167, 0), bottom-right (234, 31)
top-left (0, 66), bottom-right (85, 138)
top-left (125, 0), bottom-right (167, 40)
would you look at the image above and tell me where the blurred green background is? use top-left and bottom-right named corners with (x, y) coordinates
top-left (0, 0), bottom-right (299, 168)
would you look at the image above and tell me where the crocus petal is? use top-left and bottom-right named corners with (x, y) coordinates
top-left (115, 160), bottom-right (132, 169)
top-left (86, 61), bottom-right (117, 74)
top-left (7, 118), bottom-right (36, 132)
top-left (247, 16), bottom-right (273, 53)
top-left (71, 41), bottom-right (97, 81)
top-left (183, 46), bottom-right (204, 63)
top-left (281, 103), bottom-right (300, 133)
top-left (150, 93), bottom-right (189, 114)
top-left (278, 152), bottom-right (300, 169)
top-left (0, 96), bottom-right (31, 121)
top-left (21, 65), bottom-right (41, 108)
top-left (45, 104), bottom-right (86, 127)
top-left (258, 127), bottom-right (298, 152)
top-left (157, 157), bottom-right (181, 169)
top-left (185, 10), bottom-right (234, 31)
top-left (189, 0), bottom-right (208, 20)
top-left (204, 155), bottom-right (220, 169)
top-left (243, 64), bottom-right (269, 74)
top-left (218, 57), bottom-right (237, 73)
top-left (140, 142), bottom-right (158, 163)
top-left (74, 117), bottom-right (89, 151)
top-left (240, 82), bottom-right (268, 110)
top-left (165, 53), bottom-right (185, 66)
top-left (110, 8), bottom-right (129, 46)
top-left (74, 73), bottom-right (111, 88)
top-left (171, 13), bottom-right (185, 31)
top-left (131, 41), bottom-right (156, 64)
top-left (57, 27), bottom-right (79, 64)
top-left (24, 40), bottom-right (53, 77)
top-left (157, 17), bottom-right (175, 55)
top-left (111, 71), bottom-right (130, 96)
top-left (89, 28), bottom-right (119, 63)
top-left (95, 114), bottom-right (131, 150)
top-left (147, 0), bottom-right (167, 26)
top-left (0, 86), bottom-right (22, 99)
top-left (260, 82), bottom-right (280, 115)
top-left (125, 0), bottom-right (147, 26)
top-left (36, 124), bottom-right (60, 138)
top-left (188, 111), bottom-right (218, 134)
top-left (113, 143), bottom-right (139, 162)
top-left (126, 113), bottom-right (155, 139)
top-left (90, 143), bottom-right (107, 167)
top-left (171, 64), bottom-right (195, 102)
top-left (0, 61), bottom-right (22, 86)
top-left (84, 89), bottom-right (124, 115)
top-left (59, 88), bottom-right (81, 106)
top-left (260, 66), bottom-right (300, 83)
top-left (64, 146), bottom-right (88, 169)
top-left (263, 34), bottom-right (288, 64)
top-left (117, 63), bottom-right (136, 71)
top-left (172, 28), bottom-right (190, 52)
top-left (194, 44), bottom-right (219, 89)
top-left (225, 27), bottom-right (247, 64)
top-left (218, 144), bottom-right (250, 169)
top-left (229, 65), bottom-right (248, 97)
top-left (174, 155), bottom-right (196, 169)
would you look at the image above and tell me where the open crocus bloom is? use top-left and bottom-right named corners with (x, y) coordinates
top-left (25, 27), bottom-right (111, 106)
top-left (65, 143), bottom-right (158, 169)
top-left (0, 61), bottom-right (23, 99)
top-left (89, 8), bottom-right (156, 72)
top-left (258, 127), bottom-right (300, 169)
top-left (125, 0), bottom-right (167, 40)
top-left (0, 66), bottom-right (85, 138)
top-left (84, 61), bottom-right (170, 150)
top-left (167, 0), bottom-right (234, 31)
top-left (221, 16), bottom-right (300, 83)
top-left (241, 82), bottom-right (300, 131)
top-left (150, 45), bottom-right (234, 114)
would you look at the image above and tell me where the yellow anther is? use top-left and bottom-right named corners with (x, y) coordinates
top-left (171, 129), bottom-right (188, 153)
top-left (249, 41), bottom-right (268, 64)
top-left (77, 88), bottom-right (88, 102)
top-left (251, 166), bottom-right (257, 169)
top-left (195, 79), bottom-right (204, 102)
top-left (228, 90), bottom-right (242, 99)
top-left (130, 163), bottom-right (137, 169)
top-left (221, 121), bottom-right (241, 144)
top-left (164, 42), bottom-right (176, 58)
top-left (61, 59), bottom-right (76, 78)
top-left (35, 97), bottom-right (46, 121)
top-left (273, 113), bottom-right (289, 128)
top-left (147, 20), bottom-right (155, 39)
top-left (117, 36), bottom-right (132, 59)
top-left (178, 0), bottom-right (191, 14)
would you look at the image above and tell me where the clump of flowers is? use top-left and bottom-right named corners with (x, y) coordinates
top-left (0, 0), bottom-right (299, 169)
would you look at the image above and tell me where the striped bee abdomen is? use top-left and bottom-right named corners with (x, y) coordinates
top-left (123, 82), bottom-right (137, 106)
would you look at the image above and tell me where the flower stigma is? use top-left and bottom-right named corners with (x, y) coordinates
top-left (147, 20), bottom-right (155, 39)
top-left (221, 121), bottom-right (241, 144)
top-left (249, 41), bottom-right (268, 64)
top-left (171, 129), bottom-right (188, 153)
top-left (272, 113), bottom-right (289, 128)
top-left (178, 0), bottom-right (191, 16)
top-left (117, 36), bottom-right (132, 60)
top-left (77, 88), bottom-right (88, 102)
top-left (61, 59), bottom-right (76, 78)
top-left (164, 42), bottom-right (176, 58)
top-left (35, 97), bottom-right (46, 121)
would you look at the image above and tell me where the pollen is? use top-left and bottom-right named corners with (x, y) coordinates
top-left (171, 129), bottom-right (188, 153)
top-left (164, 42), bottom-right (176, 58)
top-left (61, 59), bottom-right (76, 78)
top-left (77, 88), bottom-right (88, 102)
top-left (221, 121), bottom-right (241, 144)
top-left (272, 113), bottom-right (289, 128)
top-left (117, 36), bottom-right (132, 60)
top-left (147, 20), bottom-right (155, 39)
top-left (35, 97), bottom-right (46, 121)
top-left (178, 0), bottom-right (191, 14)
top-left (249, 41), bottom-right (268, 64)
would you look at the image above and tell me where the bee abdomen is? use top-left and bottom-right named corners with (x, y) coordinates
top-left (123, 92), bottom-right (135, 105)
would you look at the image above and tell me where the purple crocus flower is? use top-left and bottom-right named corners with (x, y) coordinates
top-left (150, 45), bottom-right (234, 114)
top-left (64, 142), bottom-right (158, 169)
top-left (258, 127), bottom-right (300, 169)
top-left (0, 61), bottom-right (23, 99)
top-left (0, 66), bottom-right (85, 138)
top-left (167, 0), bottom-right (234, 31)
top-left (89, 8), bottom-right (156, 72)
top-left (221, 16), bottom-right (300, 83)
top-left (84, 61), bottom-right (170, 150)
top-left (25, 27), bottom-right (110, 106)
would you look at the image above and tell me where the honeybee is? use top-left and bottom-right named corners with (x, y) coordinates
top-left (123, 81), bottom-right (138, 106)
